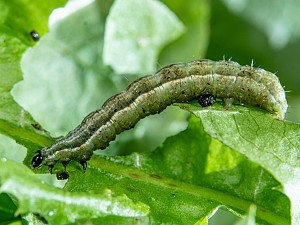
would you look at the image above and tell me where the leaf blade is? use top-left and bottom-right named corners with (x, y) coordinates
top-left (0, 158), bottom-right (149, 225)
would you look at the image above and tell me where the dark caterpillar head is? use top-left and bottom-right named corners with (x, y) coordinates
top-left (31, 150), bottom-right (43, 168)
top-left (198, 94), bottom-right (216, 107)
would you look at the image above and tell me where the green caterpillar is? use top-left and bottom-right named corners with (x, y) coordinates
top-left (31, 59), bottom-right (288, 173)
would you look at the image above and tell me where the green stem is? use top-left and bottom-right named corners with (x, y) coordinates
top-left (0, 119), bottom-right (53, 148)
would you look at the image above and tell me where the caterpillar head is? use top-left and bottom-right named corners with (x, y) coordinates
top-left (31, 149), bottom-right (88, 174)
top-left (31, 150), bottom-right (43, 168)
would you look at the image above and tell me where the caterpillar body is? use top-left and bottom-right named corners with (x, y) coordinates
top-left (31, 59), bottom-right (288, 173)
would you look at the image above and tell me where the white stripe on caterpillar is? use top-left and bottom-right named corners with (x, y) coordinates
top-left (31, 59), bottom-right (288, 172)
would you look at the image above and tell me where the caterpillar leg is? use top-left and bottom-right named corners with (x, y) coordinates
top-left (56, 171), bottom-right (70, 180)
top-left (80, 161), bottom-right (87, 173)
top-left (223, 98), bottom-right (234, 110)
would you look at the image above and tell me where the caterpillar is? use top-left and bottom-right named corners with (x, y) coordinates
top-left (31, 59), bottom-right (288, 173)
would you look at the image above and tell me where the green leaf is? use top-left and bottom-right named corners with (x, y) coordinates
top-left (12, 0), bottom-right (118, 137)
top-left (11, 0), bottom-right (191, 156)
top-left (222, 0), bottom-right (300, 49)
top-left (0, 1), bottom-right (65, 223)
top-left (0, 158), bottom-right (149, 225)
top-left (0, 0), bottom-right (63, 149)
top-left (0, 193), bottom-right (21, 225)
top-left (1, 0), bottom-right (298, 224)
top-left (0, 134), bottom-right (26, 163)
top-left (159, 0), bottom-right (210, 65)
top-left (64, 109), bottom-right (292, 224)
top-left (186, 102), bottom-right (300, 224)
top-left (206, 0), bottom-right (300, 123)
top-left (103, 0), bottom-right (185, 74)
top-left (234, 205), bottom-right (256, 225)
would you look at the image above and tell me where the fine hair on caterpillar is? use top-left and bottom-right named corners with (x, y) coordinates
top-left (31, 59), bottom-right (288, 174)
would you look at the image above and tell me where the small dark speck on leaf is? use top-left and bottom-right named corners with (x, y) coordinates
top-left (30, 30), bottom-right (40, 41)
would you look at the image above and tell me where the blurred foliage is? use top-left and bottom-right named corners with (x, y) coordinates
top-left (1, 0), bottom-right (300, 224)
top-left (206, 0), bottom-right (300, 123)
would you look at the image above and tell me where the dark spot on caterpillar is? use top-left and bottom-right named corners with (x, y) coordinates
top-left (114, 108), bottom-right (118, 112)
top-left (56, 171), bottom-right (70, 180)
top-left (198, 94), bottom-right (216, 107)
top-left (89, 125), bottom-right (98, 132)
top-left (30, 30), bottom-right (40, 41)
top-left (31, 150), bottom-right (43, 168)
top-left (164, 75), bottom-right (171, 80)
top-left (142, 107), bottom-right (146, 113)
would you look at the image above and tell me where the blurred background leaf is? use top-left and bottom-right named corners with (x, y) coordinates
top-left (0, 158), bottom-right (149, 225)
top-left (103, 0), bottom-right (185, 74)
top-left (0, 1), bottom-right (66, 224)
top-left (206, 0), bottom-right (300, 123)
top-left (1, 0), bottom-right (300, 224)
